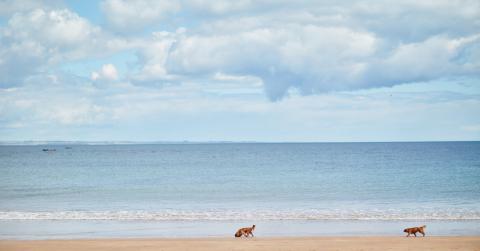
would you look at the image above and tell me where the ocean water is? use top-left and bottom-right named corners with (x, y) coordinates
top-left (1, 142), bottom-right (479, 239)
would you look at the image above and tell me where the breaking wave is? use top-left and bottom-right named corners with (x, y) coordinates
top-left (1, 209), bottom-right (479, 221)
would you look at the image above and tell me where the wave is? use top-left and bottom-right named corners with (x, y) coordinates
top-left (1, 209), bottom-right (480, 221)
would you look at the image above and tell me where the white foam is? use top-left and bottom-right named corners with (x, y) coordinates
top-left (1, 209), bottom-right (479, 221)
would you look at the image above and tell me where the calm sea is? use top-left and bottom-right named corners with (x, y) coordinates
top-left (1, 142), bottom-right (479, 238)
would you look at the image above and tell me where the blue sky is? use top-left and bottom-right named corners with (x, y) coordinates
top-left (0, 0), bottom-right (479, 142)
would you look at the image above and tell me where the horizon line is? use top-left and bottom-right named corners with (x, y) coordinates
top-left (0, 140), bottom-right (479, 145)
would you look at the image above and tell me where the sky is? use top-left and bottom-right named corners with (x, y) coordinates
top-left (0, 0), bottom-right (479, 142)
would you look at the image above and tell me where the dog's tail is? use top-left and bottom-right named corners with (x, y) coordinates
top-left (234, 231), bottom-right (242, 237)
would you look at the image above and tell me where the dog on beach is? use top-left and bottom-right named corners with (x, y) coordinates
top-left (403, 225), bottom-right (426, 237)
top-left (234, 225), bottom-right (255, 238)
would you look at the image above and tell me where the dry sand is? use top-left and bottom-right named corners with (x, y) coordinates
top-left (1, 237), bottom-right (479, 251)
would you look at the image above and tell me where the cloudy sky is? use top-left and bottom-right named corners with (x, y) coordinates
top-left (0, 0), bottom-right (479, 142)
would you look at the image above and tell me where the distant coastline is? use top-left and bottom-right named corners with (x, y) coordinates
top-left (1, 140), bottom-right (479, 146)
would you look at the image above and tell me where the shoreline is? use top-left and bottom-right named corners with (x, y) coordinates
top-left (2, 219), bottom-right (479, 239)
top-left (1, 236), bottom-right (479, 251)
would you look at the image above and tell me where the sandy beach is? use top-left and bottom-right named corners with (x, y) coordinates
top-left (1, 237), bottom-right (479, 251)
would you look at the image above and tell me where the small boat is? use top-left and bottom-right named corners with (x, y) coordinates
top-left (42, 148), bottom-right (56, 152)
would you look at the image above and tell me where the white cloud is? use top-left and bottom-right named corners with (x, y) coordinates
top-left (159, 24), bottom-right (479, 100)
top-left (346, 0), bottom-right (480, 42)
top-left (4, 9), bottom-right (102, 56)
top-left (130, 30), bottom-right (183, 84)
top-left (101, 0), bottom-right (181, 31)
top-left (0, 0), bottom-right (63, 17)
top-left (362, 34), bottom-right (480, 88)
top-left (1, 0), bottom-right (480, 141)
top-left (91, 64), bottom-right (119, 81)
top-left (3, 1), bottom-right (478, 98)
top-left (95, 0), bottom-right (478, 100)
top-left (162, 25), bottom-right (379, 99)
top-left (0, 8), bottom-right (130, 87)
top-left (0, 8), bottom-right (99, 87)
top-left (184, 0), bottom-right (259, 15)
top-left (2, 76), bottom-right (479, 141)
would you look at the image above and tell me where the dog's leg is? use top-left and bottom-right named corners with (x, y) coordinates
top-left (413, 232), bottom-right (417, 237)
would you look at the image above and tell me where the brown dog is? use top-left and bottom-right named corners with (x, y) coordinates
top-left (403, 225), bottom-right (426, 237)
top-left (234, 225), bottom-right (255, 238)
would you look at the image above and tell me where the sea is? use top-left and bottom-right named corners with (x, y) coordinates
top-left (0, 142), bottom-right (479, 239)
